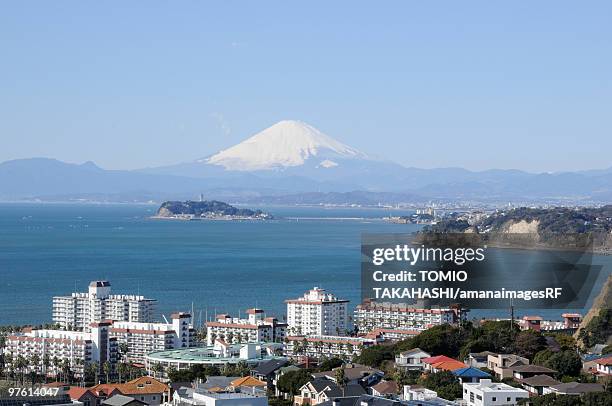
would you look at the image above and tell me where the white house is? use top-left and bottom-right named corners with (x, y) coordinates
top-left (395, 348), bottom-right (431, 371)
top-left (596, 356), bottom-right (612, 375)
top-left (462, 379), bottom-right (528, 406)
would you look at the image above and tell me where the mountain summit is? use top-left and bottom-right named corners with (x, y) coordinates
top-left (206, 120), bottom-right (367, 171)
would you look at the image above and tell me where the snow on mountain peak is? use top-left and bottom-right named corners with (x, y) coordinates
top-left (206, 120), bottom-right (366, 171)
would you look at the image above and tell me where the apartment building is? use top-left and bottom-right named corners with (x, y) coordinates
top-left (53, 281), bottom-right (156, 332)
top-left (462, 379), bottom-right (528, 406)
top-left (110, 312), bottom-right (197, 364)
top-left (354, 300), bottom-right (462, 333)
top-left (5, 321), bottom-right (118, 378)
top-left (487, 354), bottom-right (529, 380)
top-left (285, 335), bottom-right (376, 359)
top-left (206, 308), bottom-right (287, 345)
top-left (286, 287), bottom-right (348, 336)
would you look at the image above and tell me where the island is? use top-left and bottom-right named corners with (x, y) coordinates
top-left (152, 200), bottom-right (272, 220)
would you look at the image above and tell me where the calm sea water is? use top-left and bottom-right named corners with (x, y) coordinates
top-left (0, 203), bottom-right (609, 327)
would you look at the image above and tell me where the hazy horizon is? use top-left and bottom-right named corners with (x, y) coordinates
top-left (1, 2), bottom-right (611, 172)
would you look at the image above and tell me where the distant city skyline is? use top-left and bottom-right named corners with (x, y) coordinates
top-left (1, 2), bottom-right (611, 172)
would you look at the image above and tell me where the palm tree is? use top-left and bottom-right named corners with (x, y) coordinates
top-left (61, 359), bottom-right (72, 384)
top-left (30, 354), bottom-right (41, 385)
top-left (87, 361), bottom-right (99, 385)
top-left (151, 362), bottom-right (163, 379)
top-left (52, 357), bottom-right (61, 381)
top-left (15, 355), bottom-right (27, 385)
top-left (334, 367), bottom-right (347, 396)
top-left (119, 343), bottom-right (129, 362)
top-left (117, 362), bottom-right (129, 383)
top-left (4, 353), bottom-right (13, 382)
top-left (42, 354), bottom-right (51, 382)
top-left (103, 361), bottom-right (111, 383)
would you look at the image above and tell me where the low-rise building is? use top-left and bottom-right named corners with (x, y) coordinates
top-left (462, 379), bottom-right (528, 406)
top-left (354, 300), bottom-right (463, 333)
top-left (595, 356), bottom-right (612, 375)
top-left (89, 376), bottom-right (170, 406)
top-left (285, 336), bottom-right (376, 359)
top-left (395, 348), bottom-right (431, 371)
top-left (293, 378), bottom-right (366, 406)
top-left (511, 365), bottom-right (557, 380)
top-left (312, 364), bottom-right (383, 387)
top-left (464, 351), bottom-right (496, 369)
top-left (519, 375), bottom-right (560, 395)
top-left (451, 367), bottom-right (492, 384)
top-left (486, 354), bottom-right (528, 380)
top-left (544, 382), bottom-right (605, 396)
top-left (206, 309), bottom-right (286, 345)
top-left (422, 356), bottom-right (466, 373)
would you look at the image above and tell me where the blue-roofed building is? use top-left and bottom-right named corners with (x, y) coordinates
top-left (452, 367), bottom-right (492, 383)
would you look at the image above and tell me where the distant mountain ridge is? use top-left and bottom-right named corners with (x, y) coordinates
top-left (1, 121), bottom-right (612, 203)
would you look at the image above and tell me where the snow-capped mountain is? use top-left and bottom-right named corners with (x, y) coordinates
top-left (205, 120), bottom-right (368, 171)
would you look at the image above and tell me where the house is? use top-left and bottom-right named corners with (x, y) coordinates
top-left (68, 387), bottom-right (99, 406)
top-left (312, 364), bottom-right (383, 387)
top-left (251, 359), bottom-right (289, 388)
top-left (464, 351), bottom-right (496, 369)
top-left (511, 365), bottom-right (557, 380)
top-left (595, 356), bottom-right (612, 375)
top-left (370, 380), bottom-right (398, 397)
top-left (274, 365), bottom-right (303, 397)
top-left (519, 375), bottom-right (561, 395)
top-left (487, 354), bottom-right (529, 380)
top-left (402, 385), bottom-right (439, 402)
top-left (422, 356), bottom-right (466, 373)
top-left (294, 378), bottom-right (366, 406)
top-left (451, 367), bottom-right (491, 384)
top-left (102, 394), bottom-right (147, 406)
top-left (229, 376), bottom-right (267, 393)
top-left (173, 386), bottom-right (268, 406)
top-left (90, 376), bottom-right (170, 405)
top-left (462, 379), bottom-right (528, 406)
top-left (544, 382), bottom-right (605, 396)
top-left (195, 377), bottom-right (239, 393)
top-left (395, 348), bottom-right (431, 371)
top-left (319, 393), bottom-right (459, 406)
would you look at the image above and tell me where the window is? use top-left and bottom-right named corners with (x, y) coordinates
top-left (506, 397), bottom-right (511, 402)
top-left (492, 397), bottom-right (496, 402)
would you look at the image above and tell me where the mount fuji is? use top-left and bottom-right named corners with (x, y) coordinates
top-left (206, 120), bottom-right (368, 171)
top-left (145, 120), bottom-right (410, 191)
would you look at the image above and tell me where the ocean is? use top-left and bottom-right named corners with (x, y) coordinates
top-left (0, 203), bottom-right (609, 327)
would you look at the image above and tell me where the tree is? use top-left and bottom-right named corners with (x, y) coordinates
top-left (117, 362), bottom-right (129, 383)
top-left (512, 330), bottom-right (547, 360)
top-left (276, 369), bottom-right (312, 396)
top-left (334, 367), bottom-right (347, 395)
top-left (578, 308), bottom-right (612, 348)
top-left (318, 357), bottom-right (343, 372)
top-left (30, 354), bottom-right (41, 384)
top-left (151, 363), bottom-right (164, 379)
top-left (418, 371), bottom-right (462, 401)
top-left (354, 345), bottom-right (394, 368)
top-left (544, 351), bottom-right (582, 379)
top-left (517, 393), bottom-right (581, 405)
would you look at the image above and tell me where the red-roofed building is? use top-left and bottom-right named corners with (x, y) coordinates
top-left (596, 356), bottom-right (612, 375)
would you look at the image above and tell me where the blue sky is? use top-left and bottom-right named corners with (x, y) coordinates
top-left (0, 2), bottom-right (610, 172)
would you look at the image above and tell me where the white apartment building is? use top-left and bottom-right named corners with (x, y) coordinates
top-left (53, 281), bottom-right (156, 332)
top-left (462, 379), bottom-right (528, 406)
top-left (286, 287), bottom-right (348, 336)
top-left (206, 309), bottom-right (286, 345)
top-left (285, 335), bottom-right (376, 359)
top-left (354, 300), bottom-right (462, 333)
top-left (110, 312), bottom-right (197, 364)
top-left (5, 321), bottom-right (118, 378)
